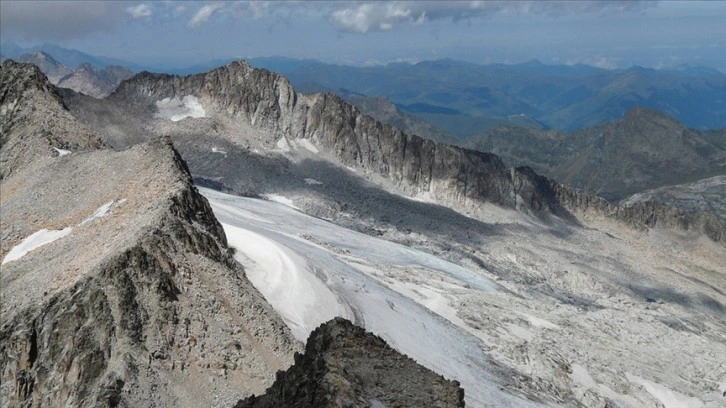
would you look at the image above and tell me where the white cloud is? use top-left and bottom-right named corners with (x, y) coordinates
top-left (329, 1), bottom-right (656, 33)
top-left (188, 3), bottom-right (224, 28)
top-left (126, 3), bottom-right (152, 19)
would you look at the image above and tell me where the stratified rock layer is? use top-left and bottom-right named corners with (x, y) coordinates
top-left (234, 318), bottom-right (465, 408)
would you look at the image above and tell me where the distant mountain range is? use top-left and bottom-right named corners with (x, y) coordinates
top-left (466, 107), bottom-right (726, 202)
top-left (3, 43), bottom-right (725, 133)
top-left (248, 56), bottom-right (726, 134)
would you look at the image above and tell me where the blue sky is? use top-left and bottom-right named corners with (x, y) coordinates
top-left (1, 1), bottom-right (725, 70)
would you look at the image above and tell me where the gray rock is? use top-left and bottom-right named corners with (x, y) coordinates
top-left (233, 318), bottom-right (465, 408)
top-left (1, 62), bottom-right (300, 407)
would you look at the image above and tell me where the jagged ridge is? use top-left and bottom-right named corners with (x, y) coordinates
top-left (233, 318), bottom-right (465, 408)
top-left (1, 62), bottom-right (300, 407)
top-left (110, 61), bottom-right (726, 242)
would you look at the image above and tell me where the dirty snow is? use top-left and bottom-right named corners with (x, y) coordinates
top-left (154, 95), bottom-right (206, 122)
top-left (2, 227), bottom-right (73, 265)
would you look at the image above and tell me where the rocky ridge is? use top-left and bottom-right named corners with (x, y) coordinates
top-left (0, 60), bottom-right (106, 179)
top-left (1, 61), bottom-right (301, 407)
top-left (233, 318), bottom-right (465, 408)
top-left (88, 60), bottom-right (726, 242)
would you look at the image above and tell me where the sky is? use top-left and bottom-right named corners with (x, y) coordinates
top-left (1, 0), bottom-right (725, 71)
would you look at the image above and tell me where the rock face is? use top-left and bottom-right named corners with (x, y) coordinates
top-left (0, 60), bottom-right (106, 179)
top-left (1, 62), bottom-right (300, 407)
top-left (233, 318), bottom-right (465, 408)
top-left (67, 60), bottom-right (726, 242)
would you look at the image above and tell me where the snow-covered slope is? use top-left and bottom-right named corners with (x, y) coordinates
top-left (202, 187), bottom-right (726, 408)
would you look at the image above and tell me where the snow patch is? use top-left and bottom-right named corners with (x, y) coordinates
top-left (154, 95), bottom-right (206, 122)
top-left (298, 138), bottom-right (319, 154)
top-left (626, 373), bottom-right (704, 408)
top-left (52, 147), bottom-right (72, 156)
top-left (80, 199), bottom-right (125, 225)
top-left (276, 137), bottom-right (291, 152)
top-left (304, 178), bottom-right (323, 185)
top-left (2, 228), bottom-right (73, 265)
top-left (261, 194), bottom-right (299, 210)
top-left (516, 312), bottom-right (560, 330)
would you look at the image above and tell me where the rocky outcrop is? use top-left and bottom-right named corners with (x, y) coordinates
top-left (1, 62), bottom-right (300, 407)
top-left (233, 318), bottom-right (465, 408)
top-left (0, 60), bottom-right (106, 179)
top-left (105, 61), bottom-right (726, 242)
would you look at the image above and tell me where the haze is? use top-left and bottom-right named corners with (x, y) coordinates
top-left (1, 0), bottom-right (725, 71)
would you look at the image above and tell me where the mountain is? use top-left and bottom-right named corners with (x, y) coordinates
top-left (234, 318), bottom-right (465, 408)
top-left (0, 60), bottom-right (489, 408)
top-left (64, 61), bottom-right (725, 242)
top-left (58, 59), bottom-right (726, 406)
top-left (0, 42), bottom-right (144, 72)
top-left (14, 51), bottom-right (72, 83)
top-left (0, 60), bottom-right (106, 178)
top-left (0, 60), bottom-right (304, 407)
top-left (56, 62), bottom-right (133, 98)
top-left (9, 51), bottom-right (133, 98)
top-left (465, 108), bottom-right (726, 202)
top-left (249, 57), bottom-right (726, 134)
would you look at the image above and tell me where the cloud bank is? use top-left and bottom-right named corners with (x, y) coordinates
top-left (329, 1), bottom-right (656, 33)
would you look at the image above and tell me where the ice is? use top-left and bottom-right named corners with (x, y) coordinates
top-left (154, 95), bottom-right (206, 122)
top-left (2, 227), bottom-right (73, 265)
top-left (201, 187), bottom-right (541, 408)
